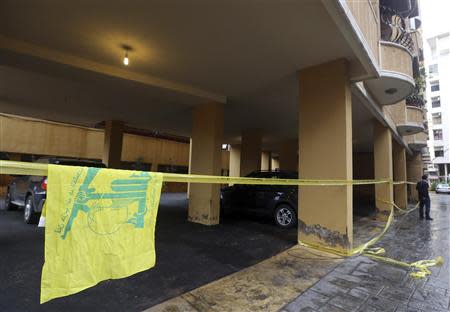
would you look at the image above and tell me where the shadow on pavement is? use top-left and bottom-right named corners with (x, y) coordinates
top-left (0, 193), bottom-right (296, 312)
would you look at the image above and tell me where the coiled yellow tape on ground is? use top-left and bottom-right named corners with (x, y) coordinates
top-left (0, 160), bottom-right (443, 278)
top-left (300, 200), bottom-right (443, 278)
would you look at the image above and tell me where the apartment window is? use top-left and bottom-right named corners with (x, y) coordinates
top-left (435, 146), bottom-right (444, 157)
top-left (431, 81), bottom-right (440, 92)
top-left (429, 64), bottom-right (438, 74)
top-left (432, 97), bottom-right (441, 108)
top-left (433, 129), bottom-right (443, 140)
top-left (432, 112), bottom-right (442, 125)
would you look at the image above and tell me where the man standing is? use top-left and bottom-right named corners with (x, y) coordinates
top-left (416, 175), bottom-right (433, 221)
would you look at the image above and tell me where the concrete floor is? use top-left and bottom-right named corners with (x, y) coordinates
top-left (2, 193), bottom-right (448, 312)
top-left (146, 194), bottom-right (450, 312)
top-left (0, 193), bottom-right (296, 312)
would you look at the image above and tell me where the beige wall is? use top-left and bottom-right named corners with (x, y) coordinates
top-left (380, 42), bottom-right (413, 78)
top-left (346, 0), bottom-right (380, 65)
top-left (0, 115), bottom-right (190, 166)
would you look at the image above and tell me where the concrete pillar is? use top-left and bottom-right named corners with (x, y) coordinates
top-left (445, 164), bottom-right (448, 183)
top-left (188, 102), bottom-right (224, 225)
top-left (229, 144), bottom-right (241, 177)
top-left (261, 152), bottom-right (270, 170)
top-left (271, 157), bottom-right (279, 170)
top-left (103, 120), bottom-right (124, 168)
top-left (298, 59), bottom-right (353, 253)
top-left (373, 122), bottom-right (393, 214)
top-left (240, 129), bottom-right (262, 176)
top-left (187, 138), bottom-right (192, 198)
top-left (407, 153), bottom-right (422, 202)
top-left (393, 142), bottom-right (407, 209)
top-left (279, 139), bottom-right (298, 171)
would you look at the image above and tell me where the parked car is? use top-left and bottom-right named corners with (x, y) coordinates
top-left (5, 157), bottom-right (105, 224)
top-left (435, 183), bottom-right (450, 194)
top-left (220, 170), bottom-right (298, 228)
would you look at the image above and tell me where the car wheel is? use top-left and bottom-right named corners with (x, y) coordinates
top-left (24, 195), bottom-right (39, 224)
top-left (274, 204), bottom-right (297, 228)
top-left (5, 189), bottom-right (17, 211)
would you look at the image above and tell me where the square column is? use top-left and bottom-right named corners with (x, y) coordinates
top-left (229, 144), bottom-right (241, 177)
top-left (393, 142), bottom-right (407, 209)
top-left (103, 120), bottom-right (124, 169)
top-left (407, 153), bottom-right (422, 202)
top-left (279, 139), bottom-right (298, 171)
top-left (188, 102), bottom-right (224, 225)
top-left (240, 129), bottom-right (262, 176)
top-left (298, 59), bottom-right (353, 253)
top-left (261, 152), bottom-right (271, 170)
top-left (374, 122), bottom-right (393, 214)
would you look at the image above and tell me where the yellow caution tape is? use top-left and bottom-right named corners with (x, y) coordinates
top-left (0, 160), bottom-right (391, 185)
top-left (0, 160), bottom-right (442, 278)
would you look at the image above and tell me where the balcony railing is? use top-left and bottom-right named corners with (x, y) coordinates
top-left (380, 6), bottom-right (414, 53)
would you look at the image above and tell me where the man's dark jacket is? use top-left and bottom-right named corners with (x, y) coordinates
top-left (416, 180), bottom-right (430, 199)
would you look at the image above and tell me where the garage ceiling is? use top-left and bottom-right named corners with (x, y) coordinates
top-left (0, 0), bottom-right (372, 150)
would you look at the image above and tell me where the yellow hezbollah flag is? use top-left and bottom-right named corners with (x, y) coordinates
top-left (41, 164), bottom-right (163, 303)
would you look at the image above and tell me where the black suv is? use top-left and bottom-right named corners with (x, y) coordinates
top-left (5, 157), bottom-right (105, 224)
top-left (220, 170), bottom-right (298, 228)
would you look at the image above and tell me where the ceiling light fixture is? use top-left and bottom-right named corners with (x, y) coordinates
top-left (123, 51), bottom-right (129, 66)
top-left (121, 44), bottom-right (132, 66)
top-left (385, 88), bottom-right (398, 95)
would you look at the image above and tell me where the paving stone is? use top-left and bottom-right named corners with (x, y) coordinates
top-left (317, 304), bottom-right (346, 312)
top-left (395, 304), bottom-right (424, 312)
top-left (284, 290), bottom-right (330, 312)
top-left (309, 280), bottom-right (348, 298)
top-left (326, 293), bottom-right (362, 312)
top-left (410, 287), bottom-right (450, 310)
top-left (348, 288), bottom-right (371, 300)
top-left (379, 286), bottom-right (414, 302)
top-left (407, 298), bottom-right (450, 312)
top-left (364, 295), bottom-right (399, 312)
top-left (356, 304), bottom-right (379, 312)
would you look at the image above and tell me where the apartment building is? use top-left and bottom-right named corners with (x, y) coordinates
top-left (425, 32), bottom-right (450, 181)
top-left (0, 0), bottom-right (426, 253)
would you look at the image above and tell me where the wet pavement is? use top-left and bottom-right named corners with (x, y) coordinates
top-left (0, 193), bottom-right (296, 312)
top-left (283, 193), bottom-right (450, 312)
top-left (2, 193), bottom-right (449, 311)
top-left (149, 194), bottom-right (449, 312)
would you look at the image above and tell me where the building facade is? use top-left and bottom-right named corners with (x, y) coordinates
top-left (425, 32), bottom-right (450, 181)
top-left (0, 0), bottom-right (427, 253)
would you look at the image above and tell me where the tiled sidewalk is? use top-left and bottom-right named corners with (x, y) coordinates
top-left (283, 193), bottom-right (450, 312)
top-left (145, 194), bottom-right (449, 312)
